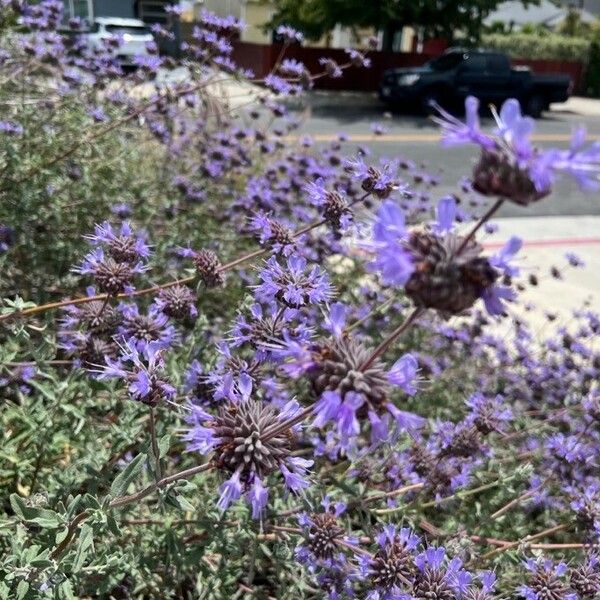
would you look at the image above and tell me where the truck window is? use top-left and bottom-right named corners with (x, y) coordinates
top-left (487, 54), bottom-right (510, 73)
top-left (426, 53), bottom-right (465, 72)
top-left (461, 55), bottom-right (487, 73)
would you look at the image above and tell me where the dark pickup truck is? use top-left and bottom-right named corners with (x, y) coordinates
top-left (379, 48), bottom-right (572, 116)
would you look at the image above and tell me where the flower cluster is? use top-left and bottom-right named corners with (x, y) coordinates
top-left (74, 222), bottom-right (150, 296)
top-left (185, 375), bottom-right (312, 515)
top-left (98, 340), bottom-right (175, 406)
top-left (369, 196), bottom-right (520, 316)
top-left (434, 96), bottom-right (600, 204)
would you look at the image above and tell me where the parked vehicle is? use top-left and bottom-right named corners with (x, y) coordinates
top-left (84, 17), bottom-right (154, 67)
top-left (379, 48), bottom-right (572, 117)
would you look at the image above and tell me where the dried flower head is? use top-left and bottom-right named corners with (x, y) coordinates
top-left (155, 284), bottom-right (197, 320)
top-left (404, 229), bottom-right (498, 315)
top-left (472, 150), bottom-right (550, 206)
top-left (309, 336), bottom-right (389, 410)
top-left (185, 376), bottom-right (312, 514)
top-left (520, 559), bottom-right (574, 600)
top-left (193, 248), bottom-right (225, 288)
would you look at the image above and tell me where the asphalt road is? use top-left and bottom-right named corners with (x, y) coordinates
top-left (284, 91), bottom-right (600, 218)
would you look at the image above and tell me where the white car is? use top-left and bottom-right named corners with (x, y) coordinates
top-left (85, 17), bottom-right (155, 66)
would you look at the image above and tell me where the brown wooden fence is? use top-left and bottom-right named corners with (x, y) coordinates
top-left (230, 41), bottom-right (585, 93)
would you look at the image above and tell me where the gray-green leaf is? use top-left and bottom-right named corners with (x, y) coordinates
top-left (109, 453), bottom-right (147, 498)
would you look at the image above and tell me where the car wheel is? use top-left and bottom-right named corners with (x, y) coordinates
top-left (526, 94), bottom-right (545, 118)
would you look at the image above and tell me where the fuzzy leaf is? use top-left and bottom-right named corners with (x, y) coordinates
top-left (15, 581), bottom-right (28, 600)
top-left (158, 434), bottom-right (171, 459)
top-left (109, 453), bottom-right (147, 498)
top-left (9, 494), bottom-right (61, 528)
top-left (72, 524), bottom-right (94, 572)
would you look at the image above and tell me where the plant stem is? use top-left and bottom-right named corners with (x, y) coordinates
top-left (109, 462), bottom-right (212, 509)
top-left (261, 405), bottom-right (315, 442)
top-left (455, 197), bottom-right (505, 256)
top-left (49, 510), bottom-right (91, 560)
top-left (149, 408), bottom-right (162, 482)
top-left (344, 296), bottom-right (395, 335)
top-left (473, 523), bottom-right (568, 564)
top-left (359, 307), bottom-right (424, 371)
top-left (418, 478), bottom-right (505, 510)
top-left (367, 483), bottom-right (425, 511)
top-left (490, 477), bottom-right (551, 520)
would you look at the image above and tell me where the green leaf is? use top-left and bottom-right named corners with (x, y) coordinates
top-left (83, 494), bottom-right (101, 511)
top-left (55, 527), bottom-right (69, 545)
top-left (109, 453), bottom-right (147, 498)
top-left (29, 559), bottom-right (53, 569)
top-left (158, 434), bottom-right (171, 459)
top-left (9, 495), bottom-right (61, 529)
top-left (175, 495), bottom-right (195, 511)
top-left (58, 580), bottom-right (75, 600)
top-left (15, 581), bottom-right (28, 600)
top-left (106, 514), bottom-right (121, 537)
top-left (0, 582), bottom-right (10, 600)
top-left (72, 524), bottom-right (93, 572)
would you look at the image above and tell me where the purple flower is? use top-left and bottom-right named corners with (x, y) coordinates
top-left (217, 471), bottom-right (243, 511)
top-left (344, 48), bottom-right (370, 68)
top-left (184, 392), bottom-right (313, 512)
top-left (319, 57), bottom-right (342, 78)
top-left (276, 25), bottom-right (303, 44)
top-left (368, 200), bottom-right (414, 286)
top-left (264, 73), bottom-right (297, 96)
top-left (324, 303), bottom-right (347, 338)
top-left (565, 251), bottom-right (585, 267)
top-left (371, 122), bottom-right (388, 136)
top-left (96, 340), bottom-right (175, 406)
top-left (519, 558), bottom-right (577, 600)
top-left (388, 354), bottom-right (419, 395)
top-left (279, 58), bottom-right (307, 78)
top-left (247, 477), bottom-right (269, 519)
top-left (88, 106), bottom-right (107, 122)
top-left (0, 224), bottom-right (15, 253)
top-left (494, 98), bottom-right (535, 162)
top-left (281, 459), bottom-right (312, 491)
top-left (482, 285), bottom-right (515, 316)
top-left (0, 365), bottom-right (36, 397)
top-left (546, 126), bottom-right (600, 190)
top-left (338, 391), bottom-right (364, 444)
top-left (432, 96), bottom-right (495, 150)
top-left (0, 121), bottom-right (24, 136)
top-left (465, 393), bottom-right (512, 434)
top-left (255, 255), bottom-right (332, 308)
top-left (74, 247), bottom-right (148, 295)
top-left (490, 236), bottom-right (522, 277)
top-left (118, 304), bottom-right (176, 350)
top-left (433, 196), bottom-right (457, 233)
top-left (313, 391), bottom-right (342, 428)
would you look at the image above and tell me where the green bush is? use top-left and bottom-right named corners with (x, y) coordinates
top-left (584, 40), bottom-right (600, 96)
top-left (481, 32), bottom-right (590, 62)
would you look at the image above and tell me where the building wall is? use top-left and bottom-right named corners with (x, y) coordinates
top-left (242, 2), bottom-right (274, 44)
top-left (198, 0), bottom-right (272, 43)
top-left (561, 0), bottom-right (600, 16)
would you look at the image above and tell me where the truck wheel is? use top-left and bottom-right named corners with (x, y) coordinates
top-left (526, 95), bottom-right (545, 118)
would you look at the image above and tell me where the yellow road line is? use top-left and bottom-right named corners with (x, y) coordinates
top-left (285, 133), bottom-right (600, 143)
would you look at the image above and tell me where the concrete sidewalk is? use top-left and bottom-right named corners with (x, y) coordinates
top-left (551, 96), bottom-right (600, 117)
top-left (479, 215), bottom-right (599, 328)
